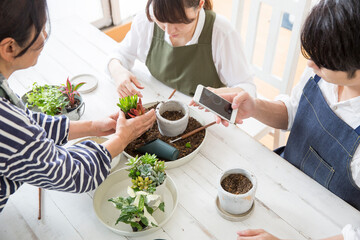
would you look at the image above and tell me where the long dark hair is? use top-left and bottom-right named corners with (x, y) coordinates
top-left (0, 0), bottom-right (49, 58)
top-left (301, 0), bottom-right (360, 78)
top-left (146, 0), bottom-right (212, 24)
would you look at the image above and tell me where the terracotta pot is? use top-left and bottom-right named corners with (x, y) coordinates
top-left (155, 100), bottom-right (189, 137)
top-left (217, 168), bottom-right (257, 215)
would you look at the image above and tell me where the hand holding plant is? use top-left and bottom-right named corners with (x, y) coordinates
top-left (117, 94), bottom-right (146, 118)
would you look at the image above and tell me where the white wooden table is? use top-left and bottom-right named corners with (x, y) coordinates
top-left (0, 15), bottom-right (359, 240)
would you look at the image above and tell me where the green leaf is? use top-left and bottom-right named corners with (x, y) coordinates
top-left (158, 202), bottom-right (165, 212)
top-left (185, 142), bottom-right (192, 148)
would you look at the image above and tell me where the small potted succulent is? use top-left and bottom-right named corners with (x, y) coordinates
top-left (117, 94), bottom-right (146, 119)
top-left (217, 168), bottom-right (257, 215)
top-left (155, 100), bottom-right (189, 137)
top-left (23, 77), bottom-right (85, 120)
top-left (108, 154), bottom-right (167, 232)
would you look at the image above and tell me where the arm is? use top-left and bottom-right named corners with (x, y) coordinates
top-left (108, 58), bottom-right (144, 98)
top-left (236, 229), bottom-right (344, 240)
top-left (107, 12), bottom-right (152, 97)
top-left (191, 89), bottom-right (288, 129)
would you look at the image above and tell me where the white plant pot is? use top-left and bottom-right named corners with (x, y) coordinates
top-left (217, 168), bottom-right (257, 215)
top-left (155, 100), bottom-right (189, 137)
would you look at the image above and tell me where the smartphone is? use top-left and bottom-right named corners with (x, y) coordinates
top-left (193, 85), bottom-right (238, 124)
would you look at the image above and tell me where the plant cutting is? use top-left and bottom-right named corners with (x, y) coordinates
top-left (117, 94), bottom-right (146, 119)
top-left (108, 154), bottom-right (167, 232)
top-left (24, 77), bottom-right (85, 119)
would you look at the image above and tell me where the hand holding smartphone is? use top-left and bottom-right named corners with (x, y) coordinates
top-left (193, 85), bottom-right (238, 124)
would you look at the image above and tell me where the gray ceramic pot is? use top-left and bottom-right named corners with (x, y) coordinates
top-left (155, 100), bottom-right (189, 137)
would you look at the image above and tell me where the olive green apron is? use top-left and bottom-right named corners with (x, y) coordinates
top-left (0, 74), bottom-right (25, 109)
top-left (145, 10), bottom-right (224, 96)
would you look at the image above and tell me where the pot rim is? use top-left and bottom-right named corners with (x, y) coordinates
top-left (155, 100), bottom-right (189, 124)
top-left (218, 168), bottom-right (257, 197)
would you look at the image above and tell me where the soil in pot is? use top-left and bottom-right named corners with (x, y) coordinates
top-left (125, 104), bottom-right (205, 161)
top-left (65, 97), bottom-right (81, 111)
top-left (221, 174), bottom-right (253, 195)
top-left (161, 111), bottom-right (184, 121)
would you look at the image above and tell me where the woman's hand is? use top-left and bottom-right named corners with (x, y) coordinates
top-left (103, 109), bottom-right (156, 158)
top-left (189, 87), bottom-right (256, 127)
top-left (237, 229), bottom-right (280, 240)
top-left (109, 58), bottom-right (144, 98)
top-left (91, 112), bottom-right (118, 136)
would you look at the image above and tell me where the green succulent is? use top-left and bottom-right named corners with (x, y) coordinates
top-left (126, 154), bottom-right (166, 194)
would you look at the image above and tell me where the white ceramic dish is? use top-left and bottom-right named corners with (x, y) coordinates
top-left (93, 168), bottom-right (178, 237)
top-left (71, 136), bottom-right (120, 171)
top-left (123, 102), bottom-right (207, 169)
top-left (70, 74), bottom-right (98, 93)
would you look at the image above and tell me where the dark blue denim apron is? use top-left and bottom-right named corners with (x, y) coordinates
top-left (276, 75), bottom-right (360, 210)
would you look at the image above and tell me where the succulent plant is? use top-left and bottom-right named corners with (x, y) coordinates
top-left (117, 95), bottom-right (146, 118)
top-left (126, 153), bottom-right (166, 194)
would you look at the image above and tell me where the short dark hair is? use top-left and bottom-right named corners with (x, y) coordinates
top-left (301, 0), bottom-right (360, 78)
top-left (146, 0), bottom-right (212, 24)
top-left (0, 0), bottom-right (49, 58)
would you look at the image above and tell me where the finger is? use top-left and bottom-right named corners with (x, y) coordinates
top-left (237, 229), bottom-right (265, 237)
top-left (131, 76), bottom-right (144, 89)
top-left (232, 92), bottom-right (250, 109)
top-left (221, 119), bottom-right (229, 127)
top-left (189, 100), bottom-right (197, 106)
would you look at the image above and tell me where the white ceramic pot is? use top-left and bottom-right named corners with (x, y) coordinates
top-left (155, 100), bottom-right (189, 137)
top-left (217, 168), bottom-right (257, 215)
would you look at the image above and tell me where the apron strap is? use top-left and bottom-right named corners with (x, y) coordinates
top-left (314, 74), bottom-right (321, 83)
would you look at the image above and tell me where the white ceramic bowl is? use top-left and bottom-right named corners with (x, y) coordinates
top-left (123, 102), bottom-right (207, 169)
top-left (93, 168), bottom-right (178, 237)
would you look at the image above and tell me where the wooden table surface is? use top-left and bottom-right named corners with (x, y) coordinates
top-left (0, 15), bottom-right (359, 240)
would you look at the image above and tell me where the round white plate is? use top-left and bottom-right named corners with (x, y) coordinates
top-left (93, 168), bottom-right (178, 236)
top-left (70, 74), bottom-right (98, 93)
top-left (123, 102), bottom-right (208, 169)
top-left (71, 136), bottom-right (120, 171)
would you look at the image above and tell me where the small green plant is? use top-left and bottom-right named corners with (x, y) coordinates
top-left (60, 77), bottom-right (85, 108)
top-left (109, 154), bottom-right (167, 232)
top-left (185, 142), bottom-right (192, 148)
top-left (108, 187), bottom-right (165, 232)
top-left (117, 95), bottom-right (146, 118)
top-left (26, 83), bottom-right (68, 116)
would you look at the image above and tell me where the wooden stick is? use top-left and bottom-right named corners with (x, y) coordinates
top-left (170, 121), bottom-right (216, 143)
top-left (168, 89), bottom-right (176, 99)
top-left (38, 188), bottom-right (42, 220)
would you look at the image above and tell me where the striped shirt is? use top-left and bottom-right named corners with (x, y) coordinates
top-left (0, 97), bottom-right (112, 213)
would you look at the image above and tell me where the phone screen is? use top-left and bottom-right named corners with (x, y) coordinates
top-left (199, 88), bottom-right (233, 121)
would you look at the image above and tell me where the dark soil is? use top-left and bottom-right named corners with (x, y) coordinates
top-left (161, 110), bottom-right (184, 121)
top-left (125, 103), bottom-right (205, 161)
top-left (221, 174), bottom-right (253, 194)
top-left (65, 97), bottom-right (81, 111)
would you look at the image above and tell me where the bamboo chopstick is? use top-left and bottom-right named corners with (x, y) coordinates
top-left (169, 121), bottom-right (216, 143)
top-left (168, 89), bottom-right (177, 99)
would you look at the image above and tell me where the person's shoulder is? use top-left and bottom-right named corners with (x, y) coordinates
top-left (133, 11), bottom-right (153, 28)
top-left (212, 12), bottom-right (235, 36)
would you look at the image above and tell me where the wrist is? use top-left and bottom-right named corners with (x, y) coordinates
top-left (103, 135), bottom-right (128, 159)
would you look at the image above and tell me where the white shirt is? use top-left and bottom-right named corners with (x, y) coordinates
top-left (108, 9), bottom-right (256, 97)
top-left (277, 68), bottom-right (360, 240)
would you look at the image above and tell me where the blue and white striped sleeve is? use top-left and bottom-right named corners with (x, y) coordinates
top-left (0, 102), bottom-right (112, 213)
top-left (29, 110), bottom-right (70, 145)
